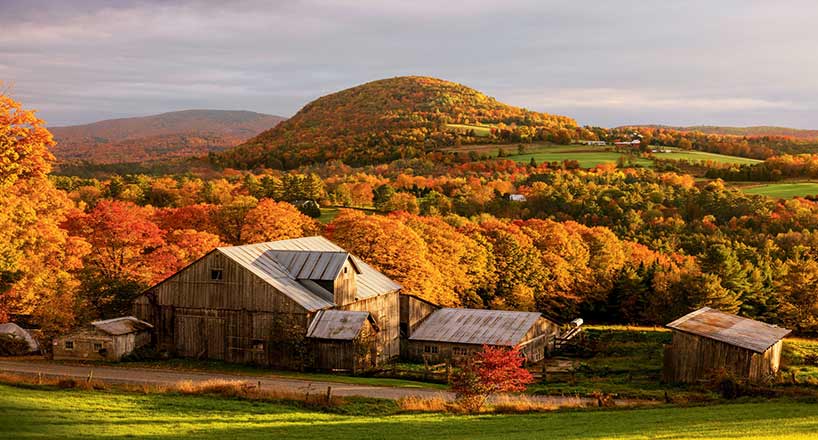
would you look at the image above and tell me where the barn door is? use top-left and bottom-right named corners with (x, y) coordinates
top-left (174, 315), bottom-right (205, 358)
top-left (205, 317), bottom-right (225, 360)
top-left (174, 315), bottom-right (225, 360)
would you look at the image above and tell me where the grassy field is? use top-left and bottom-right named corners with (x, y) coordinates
top-left (655, 150), bottom-right (763, 165)
top-left (502, 144), bottom-right (653, 168)
top-left (318, 207), bottom-right (340, 224)
top-left (741, 182), bottom-right (818, 198)
top-left (4, 384), bottom-right (818, 439)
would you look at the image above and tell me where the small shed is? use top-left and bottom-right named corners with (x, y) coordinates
top-left (406, 308), bottom-right (560, 364)
top-left (663, 307), bottom-right (790, 383)
top-left (53, 317), bottom-right (153, 361)
top-left (306, 310), bottom-right (379, 372)
top-left (0, 323), bottom-right (40, 354)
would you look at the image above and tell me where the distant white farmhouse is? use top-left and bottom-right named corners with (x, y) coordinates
top-left (509, 194), bottom-right (527, 202)
top-left (582, 140), bottom-right (607, 146)
top-left (614, 139), bottom-right (641, 146)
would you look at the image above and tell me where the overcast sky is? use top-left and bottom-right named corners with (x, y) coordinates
top-left (2, 0), bottom-right (817, 128)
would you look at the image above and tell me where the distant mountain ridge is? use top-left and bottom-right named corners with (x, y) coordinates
top-left (631, 125), bottom-right (818, 140)
top-left (51, 109), bottom-right (286, 164)
top-left (218, 76), bottom-right (578, 169)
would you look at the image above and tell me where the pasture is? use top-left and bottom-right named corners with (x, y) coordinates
top-left (508, 146), bottom-right (653, 168)
top-left (4, 384), bottom-right (818, 439)
top-left (741, 182), bottom-right (818, 199)
top-left (655, 149), bottom-right (763, 165)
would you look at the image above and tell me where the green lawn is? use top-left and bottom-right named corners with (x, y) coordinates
top-left (4, 384), bottom-right (818, 439)
top-left (741, 182), bottom-right (818, 199)
top-left (655, 150), bottom-right (763, 165)
top-left (505, 145), bottom-right (653, 168)
top-left (318, 207), bottom-right (340, 224)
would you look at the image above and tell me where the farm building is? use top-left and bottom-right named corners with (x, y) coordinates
top-left (53, 316), bottom-right (152, 361)
top-left (133, 236), bottom-right (401, 371)
top-left (663, 307), bottom-right (791, 383)
top-left (404, 306), bottom-right (560, 364)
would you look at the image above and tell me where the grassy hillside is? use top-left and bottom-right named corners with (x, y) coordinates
top-left (741, 182), bottom-right (818, 199)
top-left (4, 384), bottom-right (818, 439)
top-left (51, 110), bottom-right (285, 164)
top-left (218, 76), bottom-right (577, 169)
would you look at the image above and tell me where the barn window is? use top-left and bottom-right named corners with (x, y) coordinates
top-left (424, 345), bottom-right (438, 354)
top-left (210, 269), bottom-right (224, 280)
top-left (343, 267), bottom-right (348, 274)
top-left (93, 342), bottom-right (103, 351)
top-left (64, 341), bottom-right (74, 350)
top-left (251, 339), bottom-right (265, 351)
top-left (453, 347), bottom-right (468, 356)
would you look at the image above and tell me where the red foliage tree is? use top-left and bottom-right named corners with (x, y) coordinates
top-left (450, 345), bottom-right (534, 412)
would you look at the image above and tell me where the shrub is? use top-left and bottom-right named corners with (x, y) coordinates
top-left (450, 345), bottom-right (534, 413)
top-left (0, 334), bottom-right (30, 356)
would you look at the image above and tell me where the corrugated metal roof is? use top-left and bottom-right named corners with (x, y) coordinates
top-left (666, 307), bottom-right (791, 353)
top-left (409, 308), bottom-right (543, 346)
top-left (306, 310), bottom-right (371, 340)
top-left (266, 250), bottom-right (351, 281)
top-left (91, 316), bottom-right (153, 336)
top-left (217, 236), bottom-right (401, 312)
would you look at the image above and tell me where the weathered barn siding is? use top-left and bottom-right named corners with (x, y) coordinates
top-left (53, 331), bottom-right (151, 361)
top-left (663, 307), bottom-right (789, 383)
top-left (333, 259), bottom-right (357, 306)
top-left (517, 317), bottom-right (560, 363)
top-left (663, 331), bottom-right (782, 383)
top-left (406, 316), bottom-right (559, 364)
top-left (310, 324), bottom-right (377, 372)
top-left (135, 250), bottom-right (311, 369)
top-left (338, 290), bottom-right (400, 364)
top-left (399, 294), bottom-right (438, 337)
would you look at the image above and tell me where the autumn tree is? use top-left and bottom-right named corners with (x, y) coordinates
top-left (450, 345), bottom-right (534, 412)
top-left (64, 200), bottom-right (168, 318)
top-left (241, 199), bottom-right (320, 244)
top-left (0, 92), bottom-right (89, 332)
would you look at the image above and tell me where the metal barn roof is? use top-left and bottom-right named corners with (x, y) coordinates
top-left (306, 310), bottom-right (371, 340)
top-left (409, 308), bottom-right (543, 346)
top-left (217, 236), bottom-right (401, 312)
top-left (666, 307), bottom-right (791, 353)
top-left (91, 316), bottom-right (153, 336)
top-left (265, 250), bottom-right (356, 281)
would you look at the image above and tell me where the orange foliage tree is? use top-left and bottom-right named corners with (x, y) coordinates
top-left (0, 92), bottom-right (90, 332)
top-left (240, 199), bottom-right (320, 244)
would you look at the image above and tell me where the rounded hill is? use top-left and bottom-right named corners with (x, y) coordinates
top-left (217, 76), bottom-right (577, 169)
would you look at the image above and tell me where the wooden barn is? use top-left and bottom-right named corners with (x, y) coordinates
top-left (133, 236), bottom-right (401, 371)
top-left (53, 316), bottom-right (152, 361)
top-left (404, 306), bottom-right (560, 364)
top-left (663, 307), bottom-right (791, 383)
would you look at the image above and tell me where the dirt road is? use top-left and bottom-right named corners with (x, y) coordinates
top-left (0, 359), bottom-right (453, 400)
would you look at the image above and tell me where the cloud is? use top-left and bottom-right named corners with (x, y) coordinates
top-left (1, 0), bottom-right (817, 127)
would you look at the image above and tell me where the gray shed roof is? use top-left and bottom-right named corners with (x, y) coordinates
top-left (666, 307), bottom-right (791, 353)
top-left (217, 236), bottom-right (401, 312)
top-left (306, 310), bottom-right (371, 340)
top-left (409, 308), bottom-right (543, 346)
top-left (91, 316), bottom-right (153, 336)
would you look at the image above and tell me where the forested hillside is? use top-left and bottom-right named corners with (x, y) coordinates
top-left (51, 110), bottom-right (285, 164)
top-left (217, 76), bottom-right (580, 169)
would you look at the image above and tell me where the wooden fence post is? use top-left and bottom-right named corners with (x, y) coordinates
top-left (326, 386), bottom-right (333, 405)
